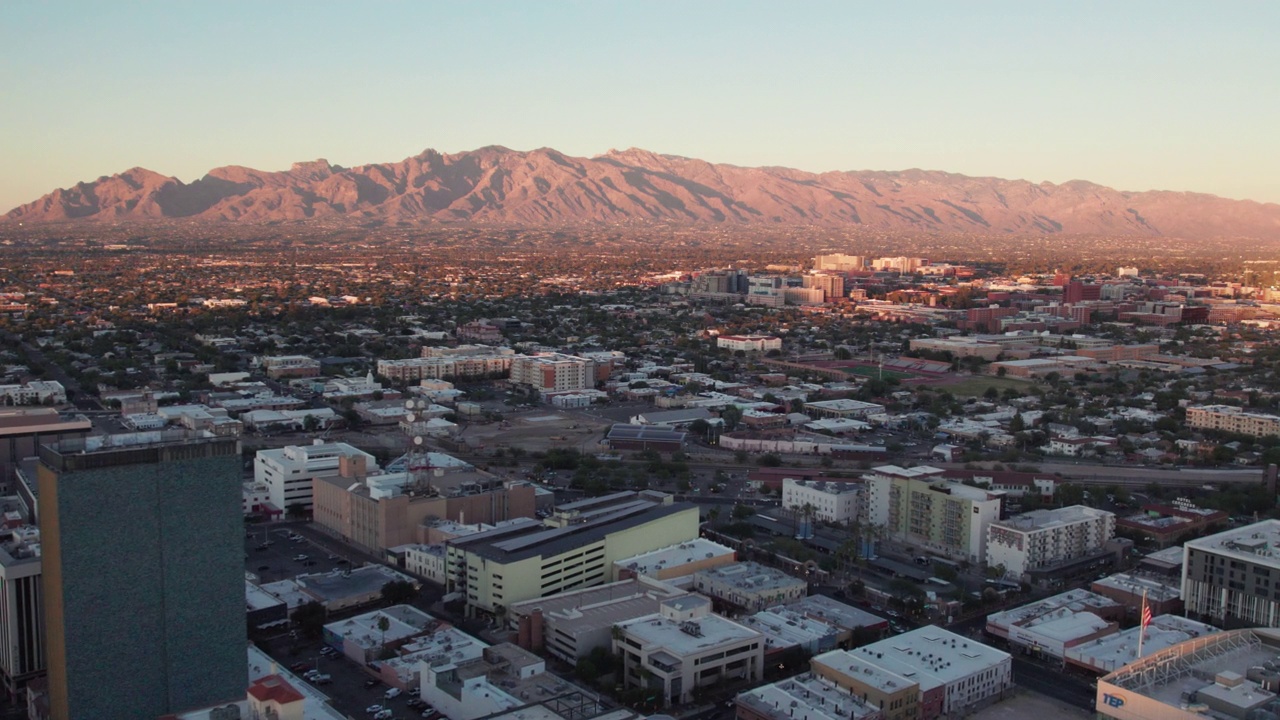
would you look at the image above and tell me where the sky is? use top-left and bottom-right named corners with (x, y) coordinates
top-left (2, 1), bottom-right (1278, 212)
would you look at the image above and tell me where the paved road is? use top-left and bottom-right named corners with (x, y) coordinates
top-left (1013, 657), bottom-right (1096, 710)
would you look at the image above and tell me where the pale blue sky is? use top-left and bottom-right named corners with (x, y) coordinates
top-left (2, 1), bottom-right (1277, 211)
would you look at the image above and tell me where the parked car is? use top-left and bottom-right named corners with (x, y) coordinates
top-left (364, 678), bottom-right (381, 689)
top-left (365, 705), bottom-right (384, 714)
top-left (374, 711), bottom-right (394, 720)
top-left (385, 687), bottom-right (402, 700)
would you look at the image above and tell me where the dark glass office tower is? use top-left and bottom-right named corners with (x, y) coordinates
top-left (37, 435), bottom-right (245, 720)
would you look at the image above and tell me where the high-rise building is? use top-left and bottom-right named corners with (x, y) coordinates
top-left (813, 254), bottom-right (865, 272)
top-left (0, 504), bottom-right (43, 700)
top-left (38, 433), bottom-right (246, 719)
top-left (0, 409), bottom-right (91, 493)
top-left (986, 506), bottom-right (1116, 578)
top-left (802, 273), bottom-right (845, 301)
top-left (508, 353), bottom-right (596, 395)
top-left (865, 465), bottom-right (1002, 564)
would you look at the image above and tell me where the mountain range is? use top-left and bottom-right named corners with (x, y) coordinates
top-left (6, 146), bottom-right (1280, 239)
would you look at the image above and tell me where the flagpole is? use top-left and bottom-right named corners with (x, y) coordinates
top-left (1137, 589), bottom-right (1148, 659)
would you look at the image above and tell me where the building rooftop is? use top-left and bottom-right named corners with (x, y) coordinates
top-left (1102, 628), bottom-right (1280, 720)
top-left (784, 478), bottom-right (861, 496)
top-left (453, 499), bottom-right (695, 564)
top-left (992, 505), bottom-right (1113, 532)
top-left (246, 580), bottom-right (287, 612)
top-left (868, 464), bottom-right (946, 480)
top-left (987, 590), bottom-right (1121, 631)
top-left (787, 595), bottom-right (887, 632)
top-left (614, 539), bottom-right (735, 578)
top-left (1185, 520), bottom-right (1280, 565)
top-left (379, 626), bottom-right (487, 684)
top-left (736, 673), bottom-right (881, 720)
top-left (508, 577), bottom-right (687, 634)
top-left (1141, 545), bottom-right (1187, 569)
top-left (740, 607), bottom-right (839, 652)
top-left (294, 564), bottom-right (418, 604)
top-left (617, 609), bottom-right (761, 656)
top-left (1064, 615), bottom-right (1218, 674)
top-left (843, 626), bottom-right (1010, 692)
top-left (804, 399), bottom-right (884, 412)
top-left (693, 561), bottom-right (808, 594)
top-left (1092, 572), bottom-right (1182, 602)
top-left (324, 605), bottom-right (437, 650)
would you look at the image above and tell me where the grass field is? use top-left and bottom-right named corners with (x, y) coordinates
top-left (943, 375), bottom-right (1035, 397)
top-left (842, 366), bottom-right (917, 381)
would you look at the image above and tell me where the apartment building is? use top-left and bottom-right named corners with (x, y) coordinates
top-left (445, 492), bottom-right (699, 618)
top-left (377, 346), bottom-right (516, 382)
top-left (866, 465), bottom-right (1003, 564)
top-left (716, 335), bottom-right (782, 353)
top-left (986, 506), bottom-right (1116, 578)
top-left (1186, 404), bottom-right (1280, 438)
top-left (508, 353), bottom-right (596, 395)
top-left (253, 442), bottom-right (377, 511)
top-left (813, 627), bottom-right (1012, 720)
top-left (783, 478), bottom-right (861, 524)
top-left (1182, 520), bottom-right (1280, 628)
top-left (614, 595), bottom-right (764, 708)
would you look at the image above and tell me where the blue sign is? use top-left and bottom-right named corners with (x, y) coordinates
top-left (1102, 693), bottom-right (1126, 708)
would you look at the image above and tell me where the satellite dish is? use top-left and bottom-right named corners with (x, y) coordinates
top-left (405, 413), bottom-right (417, 423)
top-left (414, 436), bottom-right (424, 446)
top-left (405, 399), bottom-right (415, 409)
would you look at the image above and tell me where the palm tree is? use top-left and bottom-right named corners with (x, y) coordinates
top-left (376, 614), bottom-right (390, 649)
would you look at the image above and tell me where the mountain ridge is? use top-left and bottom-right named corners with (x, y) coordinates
top-left (6, 146), bottom-right (1280, 239)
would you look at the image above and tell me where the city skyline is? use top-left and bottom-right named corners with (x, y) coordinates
top-left (2, 1), bottom-right (1278, 212)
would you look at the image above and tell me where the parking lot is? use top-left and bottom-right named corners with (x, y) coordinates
top-left (259, 633), bottom-right (434, 720)
top-left (245, 524), bottom-right (360, 585)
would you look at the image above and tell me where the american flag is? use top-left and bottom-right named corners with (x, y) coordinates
top-left (1141, 601), bottom-right (1152, 628)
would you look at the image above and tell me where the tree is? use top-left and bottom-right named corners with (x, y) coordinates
top-left (293, 601), bottom-right (327, 639)
top-left (721, 405), bottom-right (744, 431)
top-left (376, 614), bottom-right (391, 649)
top-left (381, 580), bottom-right (417, 606)
top-left (302, 414), bottom-right (321, 433)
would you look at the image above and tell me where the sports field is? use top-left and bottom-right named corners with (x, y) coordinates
top-left (842, 365), bottom-right (917, 381)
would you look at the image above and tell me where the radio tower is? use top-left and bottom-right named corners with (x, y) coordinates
top-left (403, 399), bottom-right (435, 494)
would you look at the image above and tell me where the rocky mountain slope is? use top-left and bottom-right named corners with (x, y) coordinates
top-left (7, 146), bottom-right (1279, 238)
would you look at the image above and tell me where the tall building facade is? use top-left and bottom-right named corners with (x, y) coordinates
top-left (866, 465), bottom-right (1002, 564)
top-left (508, 353), bottom-right (596, 395)
top-left (1182, 520), bottom-right (1280, 628)
top-left (986, 506), bottom-right (1115, 578)
top-left (0, 521), bottom-right (43, 699)
top-left (38, 435), bottom-right (246, 719)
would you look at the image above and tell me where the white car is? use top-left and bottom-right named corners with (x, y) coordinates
top-left (365, 705), bottom-right (384, 714)
top-left (375, 711), bottom-right (394, 720)
top-left (385, 687), bottom-right (402, 699)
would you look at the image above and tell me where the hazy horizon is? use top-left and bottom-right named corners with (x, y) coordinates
top-left (3, 1), bottom-right (1277, 211)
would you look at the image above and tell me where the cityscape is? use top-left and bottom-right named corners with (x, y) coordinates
top-left (2, 4), bottom-right (1280, 720)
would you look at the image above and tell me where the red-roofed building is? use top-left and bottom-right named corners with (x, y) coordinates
top-left (248, 675), bottom-right (305, 720)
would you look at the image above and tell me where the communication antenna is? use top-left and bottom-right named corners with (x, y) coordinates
top-left (404, 399), bottom-right (434, 494)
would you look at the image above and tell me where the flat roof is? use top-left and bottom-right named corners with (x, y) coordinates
top-left (324, 605), bottom-right (436, 650)
top-left (453, 501), bottom-right (696, 564)
top-left (736, 673), bottom-right (880, 720)
top-left (246, 580), bottom-right (286, 612)
top-left (508, 577), bottom-right (687, 633)
top-left (617, 610), bottom-right (761, 656)
top-left (295, 565), bottom-right (417, 602)
top-left (992, 505), bottom-right (1112, 532)
top-left (741, 607), bottom-right (839, 651)
top-left (606, 424), bottom-right (687, 442)
top-left (987, 590), bottom-right (1120, 631)
top-left (1064, 615), bottom-right (1218, 674)
top-left (843, 626), bottom-right (1010, 691)
top-left (614, 539), bottom-right (735, 577)
top-left (788, 595), bottom-right (887, 631)
top-left (693, 561), bottom-right (808, 593)
top-left (1185, 519), bottom-right (1280, 567)
top-left (784, 478), bottom-right (861, 496)
top-left (1103, 628), bottom-right (1280, 720)
top-left (805, 399), bottom-right (884, 411)
top-left (1092, 572), bottom-right (1181, 602)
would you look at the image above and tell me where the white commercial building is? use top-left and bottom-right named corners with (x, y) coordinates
top-left (783, 478), bottom-right (862, 524)
top-left (613, 595), bottom-right (764, 708)
top-left (0, 523), bottom-right (42, 697)
top-left (735, 673), bottom-right (882, 720)
top-left (814, 626), bottom-right (1012, 720)
top-left (986, 590), bottom-right (1123, 660)
top-left (803, 399), bottom-right (885, 419)
top-left (690, 561), bottom-right (808, 612)
top-left (716, 335), bottom-right (782, 353)
top-left (986, 506), bottom-right (1116, 578)
top-left (254, 442), bottom-right (378, 511)
top-left (1064, 614), bottom-right (1218, 675)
